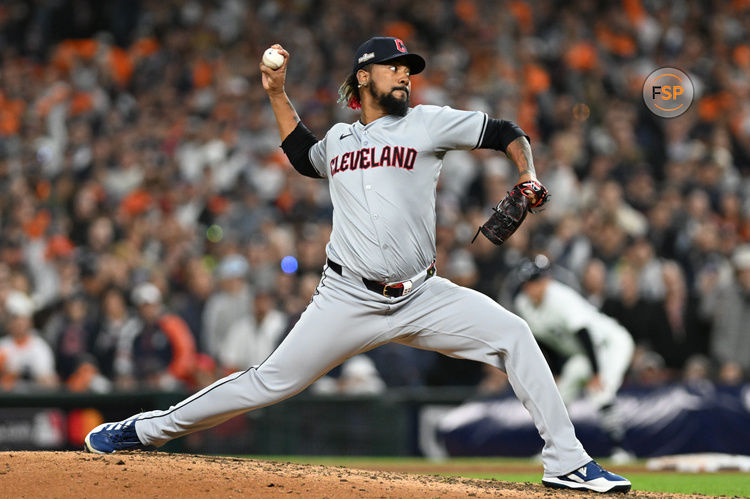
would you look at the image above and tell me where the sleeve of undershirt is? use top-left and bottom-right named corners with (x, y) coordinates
top-left (307, 132), bottom-right (329, 178)
top-left (576, 328), bottom-right (600, 374)
top-left (281, 122), bottom-right (327, 178)
top-left (419, 105), bottom-right (488, 152)
top-left (478, 118), bottom-right (530, 152)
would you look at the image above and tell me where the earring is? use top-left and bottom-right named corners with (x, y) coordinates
top-left (358, 81), bottom-right (367, 88)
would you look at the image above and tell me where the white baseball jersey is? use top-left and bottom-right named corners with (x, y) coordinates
top-left (514, 279), bottom-right (634, 408)
top-left (308, 104), bottom-right (487, 282)
top-left (514, 280), bottom-right (631, 358)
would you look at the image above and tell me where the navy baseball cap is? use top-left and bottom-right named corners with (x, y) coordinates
top-left (353, 37), bottom-right (426, 75)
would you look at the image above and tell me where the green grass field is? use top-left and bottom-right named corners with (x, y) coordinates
top-left (452, 471), bottom-right (749, 496)
top-left (247, 456), bottom-right (750, 497)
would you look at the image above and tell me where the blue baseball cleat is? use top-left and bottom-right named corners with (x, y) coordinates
top-left (84, 417), bottom-right (151, 454)
top-left (542, 460), bottom-right (631, 493)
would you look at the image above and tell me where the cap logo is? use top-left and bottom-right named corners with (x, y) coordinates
top-left (394, 39), bottom-right (407, 53)
top-left (358, 52), bottom-right (375, 63)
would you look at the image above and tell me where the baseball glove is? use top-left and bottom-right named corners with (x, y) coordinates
top-left (473, 180), bottom-right (549, 246)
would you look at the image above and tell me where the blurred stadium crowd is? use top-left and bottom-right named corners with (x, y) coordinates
top-left (0, 0), bottom-right (748, 395)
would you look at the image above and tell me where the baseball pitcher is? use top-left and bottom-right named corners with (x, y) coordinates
top-left (85, 37), bottom-right (629, 493)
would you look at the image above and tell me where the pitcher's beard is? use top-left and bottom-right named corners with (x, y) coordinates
top-left (369, 85), bottom-right (409, 116)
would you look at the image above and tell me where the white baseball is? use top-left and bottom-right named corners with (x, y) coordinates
top-left (262, 48), bottom-right (284, 70)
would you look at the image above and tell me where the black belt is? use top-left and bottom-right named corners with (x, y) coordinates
top-left (327, 258), bottom-right (436, 297)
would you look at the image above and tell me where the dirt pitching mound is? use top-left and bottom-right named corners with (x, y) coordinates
top-left (0, 451), bottom-right (702, 498)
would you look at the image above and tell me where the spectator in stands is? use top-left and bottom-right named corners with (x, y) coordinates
top-left (546, 214), bottom-right (593, 280)
top-left (595, 181), bottom-right (649, 240)
top-left (589, 217), bottom-right (629, 270)
top-left (44, 293), bottom-right (96, 382)
top-left (28, 234), bottom-right (77, 311)
top-left (217, 288), bottom-right (287, 373)
top-left (655, 261), bottom-right (711, 369)
top-left (682, 354), bottom-right (713, 387)
top-left (0, 291), bottom-right (58, 391)
top-left (172, 258), bottom-right (215, 353)
top-left (709, 245), bottom-right (750, 384)
top-left (202, 254), bottom-right (252, 359)
top-left (603, 265), bottom-right (660, 356)
top-left (621, 237), bottom-right (665, 301)
top-left (580, 258), bottom-right (607, 309)
top-left (122, 282), bottom-right (197, 390)
top-left (94, 287), bottom-right (140, 388)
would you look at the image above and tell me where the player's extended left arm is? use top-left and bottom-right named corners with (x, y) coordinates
top-left (506, 137), bottom-right (536, 183)
top-left (478, 119), bottom-right (548, 209)
top-left (472, 120), bottom-right (549, 246)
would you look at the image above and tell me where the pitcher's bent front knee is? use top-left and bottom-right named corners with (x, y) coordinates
top-left (492, 314), bottom-right (537, 359)
top-left (463, 308), bottom-right (539, 371)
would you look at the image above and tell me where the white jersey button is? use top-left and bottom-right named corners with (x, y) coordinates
top-left (373, 213), bottom-right (379, 219)
top-left (365, 185), bottom-right (372, 190)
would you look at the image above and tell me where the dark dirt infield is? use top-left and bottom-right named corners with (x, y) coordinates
top-left (0, 451), bottom-right (707, 498)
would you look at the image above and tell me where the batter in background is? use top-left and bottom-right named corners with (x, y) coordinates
top-left (85, 37), bottom-right (630, 494)
top-left (514, 255), bottom-right (636, 463)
